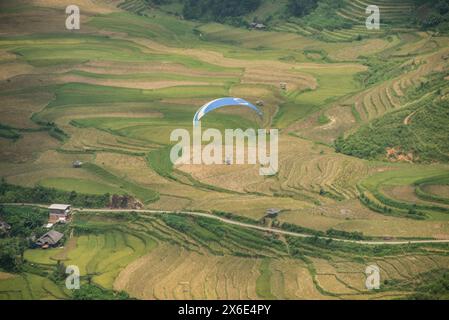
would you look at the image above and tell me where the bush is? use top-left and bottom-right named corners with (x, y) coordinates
top-left (72, 284), bottom-right (131, 300)
top-left (0, 179), bottom-right (110, 208)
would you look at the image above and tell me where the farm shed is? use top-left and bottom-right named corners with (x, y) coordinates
top-left (48, 204), bottom-right (71, 223)
top-left (250, 22), bottom-right (266, 30)
top-left (265, 208), bottom-right (280, 218)
top-left (35, 230), bottom-right (63, 248)
top-left (72, 160), bottom-right (83, 168)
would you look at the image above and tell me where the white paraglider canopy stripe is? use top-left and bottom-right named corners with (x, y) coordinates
top-left (193, 97), bottom-right (262, 126)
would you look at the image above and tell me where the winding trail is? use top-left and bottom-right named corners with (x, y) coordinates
top-left (3, 203), bottom-right (449, 246)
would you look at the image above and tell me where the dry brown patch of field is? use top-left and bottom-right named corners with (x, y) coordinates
top-left (0, 50), bottom-right (17, 62)
top-left (280, 204), bottom-right (449, 238)
top-left (147, 195), bottom-right (192, 211)
top-left (330, 38), bottom-right (398, 61)
top-left (35, 150), bottom-right (93, 166)
top-left (422, 184), bottom-right (449, 198)
top-left (242, 66), bottom-right (316, 93)
top-left (60, 126), bottom-right (157, 155)
top-left (179, 134), bottom-right (371, 200)
top-left (0, 62), bottom-right (34, 81)
top-left (382, 185), bottom-right (449, 209)
top-left (56, 74), bottom-right (212, 90)
top-left (0, 132), bottom-right (59, 163)
top-left (80, 60), bottom-right (239, 77)
top-left (290, 105), bottom-right (357, 144)
top-left (0, 93), bottom-right (53, 128)
top-left (271, 258), bottom-right (329, 299)
top-left (114, 244), bottom-right (260, 299)
top-left (316, 274), bottom-right (358, 295)
top-left (189, 193), bottom-right (310, 220)
top-left (5, 165), bottom-right (99, 188)
top-left (24, 0), bottom-right (118, 14)
top-left (0, 272), bottom-right (16, 280)
top-left (126, 37), bottom-right (318, 92)
top-left (94, 152), bottom-right (166, 186)
top-left (0, 150), bottom-right (97, 187)
top-left (333, 217), bottom-right (449, 239)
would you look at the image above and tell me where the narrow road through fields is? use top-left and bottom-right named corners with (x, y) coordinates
top-left (3, 203), bottom-right (449, 246)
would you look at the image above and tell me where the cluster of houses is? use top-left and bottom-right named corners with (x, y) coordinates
top-left (1, 203), bottom-right (71, 248)
top-left (35, 204), bottom-right (72, 249)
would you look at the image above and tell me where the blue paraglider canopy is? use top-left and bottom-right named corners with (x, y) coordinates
top-left (193, 97), bottom-right (263, 126)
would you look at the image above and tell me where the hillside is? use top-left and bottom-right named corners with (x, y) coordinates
top-left (335, 72), bottom-right (449, 163)
top-left (0, 0), bottom-right (448, 301)
top-left (134, 0), bottom-right (449, 34)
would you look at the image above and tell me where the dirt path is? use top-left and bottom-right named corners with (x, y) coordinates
top-left (403, 91), bottom-right (436, 125)
top-left (4, 203), bottom-right (449, 245)
top-left (404, 109), bottom-right (418, 125)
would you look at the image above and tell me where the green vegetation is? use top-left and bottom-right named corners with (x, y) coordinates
top-left (415, 0), bottom-right (449, 32)
top-left (357, 167), bottom-right (449, 220)
top-left (336, 74), bottom-right (449, 163)
top-left (147, 146), bottom-right (175, 180)
top-left (1, 0), bottom-right (449, 301)
top-left (414, 174), bottom-right (449, 205)
top-left (72, 284), bottom-right (131, 300)
top-left (336, 97), bottom-right (449, 162)
top-left (0, 124), bottom-right (20, 140)
top-left (0, 180), bottom-right (110, 208)
top-left (82, 163), bottom-right (159, 203)
top-left (274, 65), bottom-right (362, 127)
top-left (256, 258), bottom-right (276, 299)
top-left (317, 113), bottom-right (330, 125)
top-left (295, 0), bottom-right (349, 30)
top-left (0, 206), bottom-right (53, 273)
top-left (39, 178), bottom-right (125, 196)
top-left (405, 269), bottom-right (449, 300)
top-left (183, 0), bottom-right (262, 23)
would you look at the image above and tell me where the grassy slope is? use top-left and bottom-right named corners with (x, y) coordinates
top-left (3, 208), bottom-right (448, 299)
top-left (336, 74), bottom-right (449, 162)
top-left (0, 1), bottom-right (449, 301)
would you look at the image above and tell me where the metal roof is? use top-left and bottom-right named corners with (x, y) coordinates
top-left (48, 204), bottom-right (71, 210)
top-left (36, 230), bottom-right (63, 245)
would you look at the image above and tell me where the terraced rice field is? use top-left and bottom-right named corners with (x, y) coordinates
top-left (7, 211), bottom-right (448, 300)
top-left (0, 0), bottom-right (449, 300)
top-left (274, 0), bottom-right (415, 42)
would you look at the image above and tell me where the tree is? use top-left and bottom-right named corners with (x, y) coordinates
top-left (286, 0), bottom-right (317, 17)
top-left (182, 0), bottom-right (262, 20)
top-left (0, 238), bottom-right (24, 272)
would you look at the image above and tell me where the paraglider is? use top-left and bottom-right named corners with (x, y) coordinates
top-left (193, 97), bottom-right (263, 126)
top-left (169, 97), bottom-right (278, 176)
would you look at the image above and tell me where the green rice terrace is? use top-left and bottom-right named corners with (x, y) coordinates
top-left (0, 0), bottom-right (448, 300)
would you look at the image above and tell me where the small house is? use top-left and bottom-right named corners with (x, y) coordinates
top-left (72, 160), bottom-right (83, 168)
top-left (48, 204), bottom-right (71, 223)
top-left (280, 82), bottom-right (287, 90)
top-left (266, 208), bottom-right (280, 218)
top-left (250, 22), bottom-right (266, 30)
top-left (255, 23), bottom-right (266, 30)
top-left (35, 230), bottom-right (64, 249)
